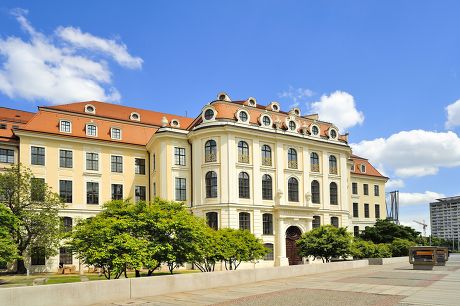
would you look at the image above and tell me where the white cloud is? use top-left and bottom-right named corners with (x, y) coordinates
top-left (0, 9), bottom-right (142, 105)
top-left (399, 191), bottom-right (444, 206)
top-left (385, 179), bottom-right (405, 190)
top-left (278, 86), bottom-right (314, 107)
top-left (445, 99), bottom-right (460, 129)
top-left (56, 27), bottom-right (143, 69)
top-left (310, 91), bottom-right (364, 131)
top-left (351, 130), bottom-right (460, 178)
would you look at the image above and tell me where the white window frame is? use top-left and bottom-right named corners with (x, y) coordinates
top-left (86, 124), bottom-right (98, 137)
top-left (110, 127), bottom-right (122, 140)
top-left (59, 120), bottom-right (72, 133)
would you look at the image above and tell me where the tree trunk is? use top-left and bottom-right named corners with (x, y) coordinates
top-left (135, 270), bottom-right (141, 277)
top-left (147, 269), bottom-right (154, 276)
top-left (16, 258), bottom-right (27, 274)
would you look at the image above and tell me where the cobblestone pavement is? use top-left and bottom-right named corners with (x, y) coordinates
top-left (97, 254), bottom-right (460, 306)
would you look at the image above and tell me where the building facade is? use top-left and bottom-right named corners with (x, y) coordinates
top-left (430, 196), bottom-right (460, 243)
top-left (0, 93), bottom-right (388, 271)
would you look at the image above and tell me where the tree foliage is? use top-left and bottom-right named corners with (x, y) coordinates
top-left (389, 238), bottom-right (416, 257)
top-left (0, 164), bottom-right (63, 273)
top-left (359, 219), bottom-right (420, 244)
top-left (297, 225), bottom-right (352, 263)
top-left (0, 205), bottom-right (18, 266)
top-left (214, 228), bottom-right (268, 270)
top-left (351, 239), bottom-right (392, 259)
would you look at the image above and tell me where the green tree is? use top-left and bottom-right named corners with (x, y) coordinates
top-left (351, 239), bottom-right (392, 259)
top-left (389, 238), bottom-right (416, 257)
top-left (191, 227), bottom-right (221, 272)
top-left (216, 228), bottom-right (268, 270)
top-left (297, 225), bottom-right (353, 263)
top-left (359, 219), bottom-right (420, 244)
top-left (0, 205), bottom-right (18, 267)
top-left (0, 164), bottom-right (63, 273)
top-left (69, 200), bottom-right (150, 279)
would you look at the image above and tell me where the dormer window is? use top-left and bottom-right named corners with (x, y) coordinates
top-left (311, 124), bottom-right (320, 136)
top-left (290, 107), bottom-right (301, 116)
top-left (247, 98), bottom-right (257, 107)
top-left (329, 128), bottom-right (338, 139)
top-left (261, 115), bottom-right (272, 127)
top-left (238, 110), bottom-right (249, 123)
top-left (85, 104), bottom-right (96, 114)
top-left (360, 165), bottom-right (366, 173)
top-left (59, 120), bottom-right (71, 133)
top-left (203, 108), bottom-right (216, 121)
top-left (130, 112), bottom-right (140, 121)
top-left (171, 119), bottom-right (180, 127)
top-left (351, 164), bottom-right (355, 171)
top-left (111, 128), bottom-right (122, 140)
top-left (86, 124), bottom-right (97, 137)
top-left (272, 104), bottom-right (279, 111)
top-left (288, 120), bottom-right (297, 131)
top-left (217, 92), bottom-right (231, 101)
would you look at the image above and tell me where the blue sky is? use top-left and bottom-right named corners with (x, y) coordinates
top-left (1, 0), bottom-right (460, 233)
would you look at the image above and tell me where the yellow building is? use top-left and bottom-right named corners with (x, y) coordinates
top-left (0, 93), bottom-right (387, 271)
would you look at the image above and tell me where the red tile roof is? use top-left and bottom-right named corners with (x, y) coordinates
top-left (0, 107), bottom-right (35, 143)
top-left (350, 154), bottom-right (388, 179)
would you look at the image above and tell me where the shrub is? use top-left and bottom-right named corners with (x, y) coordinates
top-left (351, 240), bottom-right (392, 259)
top-left (389, 238), bottom-right (416, 257)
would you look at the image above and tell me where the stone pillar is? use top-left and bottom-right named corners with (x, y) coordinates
top-left (275, 219), bottom-right (289, 266)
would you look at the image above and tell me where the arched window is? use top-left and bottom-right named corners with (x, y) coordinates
top-left (205, 140), bottom-right (217, 162)
top-left (310, 152), bottom-right (319, 172)
top-left (239, 111), bottom-right (248, 122)
top-left (288, 120), bottom-right (296, 131)
top-left (288, 148), bottom-right (297, 169)
top-left (262, 213), bottom-right (273, 235)
top-left (206, 212), bottom-right (218, 230)
top-left (288, 177), bottom-right (299, 202)
top-left (329, 155), bottom-right (337, 174)
top-left (261, 145), bottom-right (272, 166)
top-left (238, 172), bottom-right (250, 198)
top-left (264, 243), bottom-right (274, 260)
top-left (312, 215), bottom-right (321, 228)
top-left (262, 174), bottom-right (272, 200)
top-left (330, 182), bottom-right (338, 205)
top-left (205, 171), bottom-right (217, 198)
top-left (238, 141), bottom-right (249, 163)
top-left (331, 216), bottom-right (339, 228)
top-left (239, 212), bottom-right (250, 230)
top-left (311, 180), bottom-right (320, 204)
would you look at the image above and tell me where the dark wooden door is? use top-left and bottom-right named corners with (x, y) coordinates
top-left (286, 226), bottom-right (302, 265)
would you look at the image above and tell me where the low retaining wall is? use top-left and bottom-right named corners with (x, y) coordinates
top-left (0, 260), bottom-right (368, 306)
top-left (368, 256), bottom-right (408, 265)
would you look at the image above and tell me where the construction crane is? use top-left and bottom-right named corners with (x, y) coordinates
top-left (413, 220), bottom-right (431, 245)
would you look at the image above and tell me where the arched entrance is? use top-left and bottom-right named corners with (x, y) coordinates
top-left (285, 226), bottom-right (302, 265)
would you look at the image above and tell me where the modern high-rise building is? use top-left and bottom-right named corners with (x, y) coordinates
top-left (0, 93), bottom-right (388, 271)
top-left (430, 196), bottom-right (460, 242)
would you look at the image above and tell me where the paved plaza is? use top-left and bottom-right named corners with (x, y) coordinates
top-left (97, 254), bottom-right (460, 306)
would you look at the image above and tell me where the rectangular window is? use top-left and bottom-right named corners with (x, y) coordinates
top-left (0, 124), bottom-right (6, 129)
top-left (135, 186), bottom-right (146, 202)
top-left (111, 184), bottom-right (123, 200)
top-left (363, 184), bottom-right (369, 195)
top-left (352, 182), bottom-right (358, 195)
top-left (61, 217), bottom-right (72, 233)
top-left (59, 180), bottom-right (72, 203)
top-left (31, 178), bottom-right (45, 201)
top-left (353, 202), bottom-right (359, 218)
top-left (206, 212), bottom-right (218, 230)
top-left (153, 182), bottom-right (156, 197)
top-left (86, 182), bottom-right (99, 205)
top-left (0, 148), bottom-right (14, 163)
top-left (262, 214), bottom-right (273, 235)
top-left (312, 216), bottom-right (321, 228)
top-left (174, 147), bottom-right (186, 166)
top-left (153, 154), bottom-right (156, 170)
top-left (86, 153), bottom-right (99, 171)
top-left (31, 247), bottom-right (45, 265)
top-left (111, 128), bottom-right (121, 140)
top-left (111, 155), bottom-right (123, 173)
top-left (60, 120), bottom-right (71, 133)
top-left (86, 124), bottom-right (97, 136)
top-left (31, 146), bottom-right (45, 165)
top-left (375, 204), bottom-right (380, 219)
top-left (59, 247), bottom-right (73, 265)
top-left (59, 149), bottom-right (73, 168)
top-left (354, 226), bottom-right (360, 237)
top-left (264, 243), bottom-right (274, 260)
top-left (364, 203), bottom-right (370, 218)
top-left (331, 217), bottom-right (339, 228)
top-left (175, 178), bottom-right (186, 201)
top-left (374, 185), bottom-right (380, 196)
top-left (239, 212), bottom-right (251, 231)
top-left (135, 158), bottom-right (145, 174)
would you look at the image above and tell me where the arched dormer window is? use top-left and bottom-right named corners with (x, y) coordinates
top-left (205, 140), bottom-right (217, 162)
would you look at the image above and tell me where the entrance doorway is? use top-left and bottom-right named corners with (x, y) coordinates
top-left (285, 226), bottom-right (302, 265)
